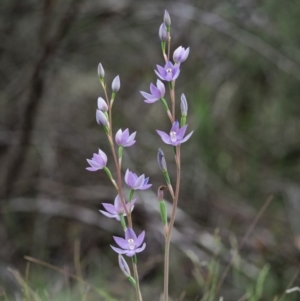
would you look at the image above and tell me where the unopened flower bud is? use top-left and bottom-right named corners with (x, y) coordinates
top-left (159, 23), bottom-right (167, 41)
top-left (112, 75), bottom-right (120, 93)
top-left (157, 148), bottom-right (167, 171)
top-left (164, 10), bottom-right (171, 27)
top-left (98, 63), bottom-right (105, 79)
top-left (96, 109), bottom-right (108, 126)
top-left (180, 94), bottom-right (188, 116)
top-left (118, 254), bottom-right (131, 277)
top-left (97, 97), bottom-right (108, 111)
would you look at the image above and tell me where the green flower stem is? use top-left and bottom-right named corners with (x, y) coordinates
top-left (118, 146), bottom-right (123, 168)
top-left (119, 214), bottom-right (127, 230)
top-left (163, 170), bottom-right (171, 185)
top-left (161, 41), bottom-right (166, 55)
top-left (180, 116), bottom-right (186, 127)
top-left (128, 189), bottom-right (135, 203)
top-left (160, 98), bottom-right (173, 122)
top-left (164, 145), bottom-right (181, 301)
top-left (132, 256), bottom-right (143, 301)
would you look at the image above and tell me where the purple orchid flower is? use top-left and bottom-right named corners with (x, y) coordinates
top-left (155, 61), bottom-right (180, 82)
top-left (140, 79), bottom-right (165, 103)
top-left (86, 149), bottom-right (107, 171)
top-left (115, 129), bottom-right (136, 147)
top-left (111, 227), bottom-right (146, 257)
top-left (100, 194), bottom-right (136, 221)
top-left (156, 121), bottom-right (193, 146)
top-left (125, 169), bottom-right (152, 190)
top-left (173, 46), bottom-right (190, 64)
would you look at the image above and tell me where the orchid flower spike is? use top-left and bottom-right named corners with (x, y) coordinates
top-left (156, 121), bottom-right (193, 146)
top-left (111, 227), bottom-right (146, 257)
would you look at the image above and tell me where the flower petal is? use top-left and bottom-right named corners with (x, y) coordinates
top-left (113, 236), bottom-right (128, 249)
top-left (99, 210), bottom-right (118, 219)
top-left (125, 250), bottom-right (136, 257)
top-left (177, 125), bottom-right (188, 140)
top-left (111, 245), bottom-right (128, 254)
top-left (156, 130), bottom-right (172, 145)
top-left (125, 228), bottom-right (137, 242)
top-left (180, 130), bottom-right (194, 143)
top-left (115, 129), bottom-right (123, 145)
top-left (136, 231), bottom-right (145, 247)
top-left (154, 70), bottom-right (165, 81)
top-left (86, 167), bottom-right (98, 171)
top-left (102, 203), bottom-right (118, 214)
top-left (135, 243), bottom-right (146, 253)
top-left (134, 174), bottom-right (145, 190)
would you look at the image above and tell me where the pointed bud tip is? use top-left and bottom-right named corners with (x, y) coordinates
top-left (98, 63), bottom-right (105, 78)
top-left (112, 75), bottom-right (120, 93)
top-left (164, 10), bottom-right (171, 26)
top-left (159, 23), bottom-right (167, 41)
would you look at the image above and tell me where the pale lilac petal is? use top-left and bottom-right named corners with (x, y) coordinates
top-left (156, 79), bottom-right (165, 95)
top-left (86, 167), bottom-right (98, 171)
top-left (171, 121), bottom-right (180, 133)
top-left (87, 159), bottom-right (101, 169)
top-left (94, 154), bottom-right (106, 165)
top-left (102, 203), bottom-right (118, 214)
top-left (165, 61), bottom-right (173, 69)
top-left (135, 243), bottom-right (146, 253)
top-left (156, 65), bottom-right (166, 76)
top-left (115, 129), bottom-right (123, 145)
top-left (155, 70), bottom-right (165, 81)
top-left (125, 228), bottom-right (137, 242)
top-left (156, 130), bottom-right (172, 144)
top-left (98, 149), bottom-right (107, 162)
top-left (111, 246), bottom-right (127, 254)
top-left (123, 129), bottom-right (130, 140)
top-left (125, 169), bottom-right (130, 185)
top-left (125, 251), bottom-right (136, 257)
top-left (113, 236), bottom-right (128, 249)
top-left (180, 130), bottom-right (194, 143)
top-left (136, 231), bottom-right (145, 247)
top-left (99, 210), bottom-right (118, 219)
top-left (149, 83), bottom-right (160, 98)
top-left (140, 91), bottom-right (158, 101)
top-left (125, 132), bottom-right (136, 144)
top-left (177, 125), bottom-right (188, 140)
top-left (182, 47), bottom-right (190, 61)
top-left (114, 195), bottom-right (124, 212)
top-left (126, 199), bottom-right (136, 212)
top-left (172, 68), bottom-right (180, 80)
top-left (140, 183), bottom-right (152, 190)
top-left (134, 174), bottom-right (145, 189)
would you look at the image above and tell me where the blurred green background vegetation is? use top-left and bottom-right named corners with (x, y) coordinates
top-left (0, 0), bottom-right (300, 300)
